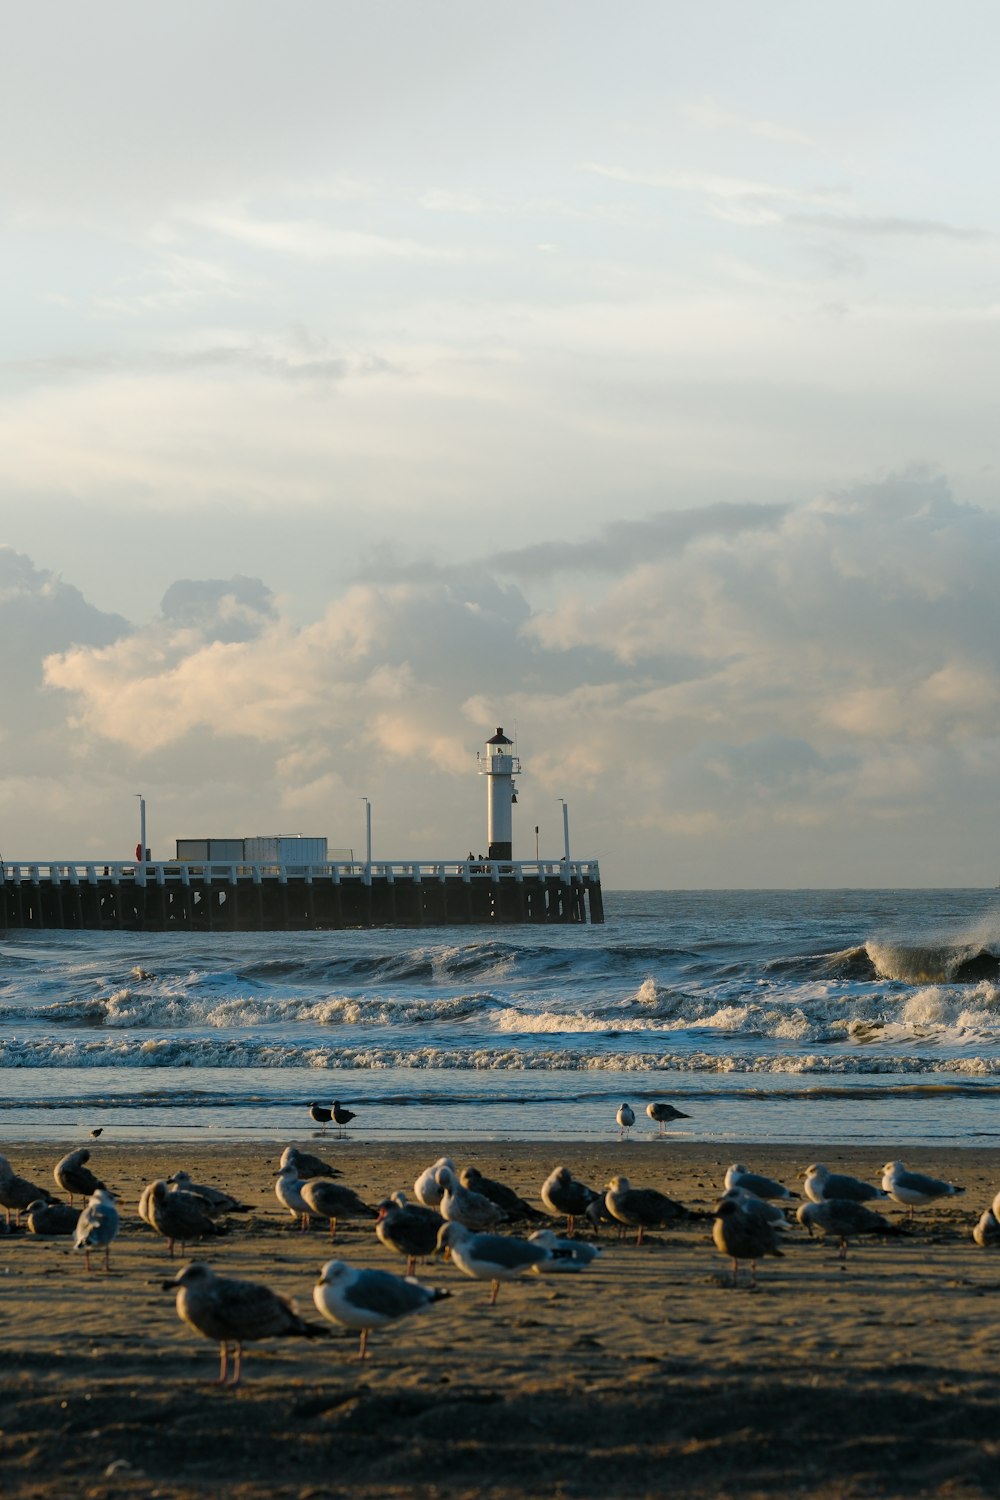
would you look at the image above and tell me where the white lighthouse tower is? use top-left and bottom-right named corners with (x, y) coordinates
top-left (479, 727), bottom-right (520, 861)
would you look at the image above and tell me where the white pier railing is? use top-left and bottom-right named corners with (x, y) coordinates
top-left (0, 858), bottom-right (601, 889)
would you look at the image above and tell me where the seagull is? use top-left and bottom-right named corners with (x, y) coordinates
top-left (279, 1146), bottom-right (340, 1180)
top-left (313, 1259), bottom-right (450, 1360)
top-left (646, 1102), bottom-right (691, 1135)
top-left (881, 1161), bottom-right (965, 1218)
top-left (584, 1195), bottom-right (619, 1236)
top-left (376, 1193), bottom-right (444, 1274)
top-left (0, 1153), bottom-right (56, 1225)
top-left (275, 1165), bottom-right (314, 1230)
top-left (437, 1166), bottom-right (507, 1231)
top-left (616, 1103), bottom-right (636, 1139)
top-left (299, 1178), bottom-right (378, 1238)
top-left (436, 1221), bottom-right (550, 1304)
top-left (166, 1261), bottom-right (327, 1386)
top-left (309, 1102), bottom-right (333, 1131)
top-left (540, 1166), bottom-right (600, 1236)
top-left (73, 1188), bottom-right (119, 1272)
top-left (712, 1198), bottom-right (784, 1287)
top-left (54, 1148), bottom-right (106, 1206)
top-left (796, 1199), bottom-right (902, 1263)
top-left (148, 1180), bottom-right (225, 1258)
top-left (605, 1175), bottom-right (697, 1245)
top-left (26, 1199), bottom-right (80, 1236)
top-left (527, 1229), bottom-right (601, 1272)
top-left (331, 1101), bottom-right (356, 1137)
top-left (413, 1157), bottom-right (456, 1209)
top-left (724, 1164), bottom-right (797, 1201)
top-left (167, 1171), bottom-right (250, 1217)
top-left (459, 1166), bottom-right (545, 1222)
top-left (803, 1163), bottom-right (888, 1205)
top-left (720, 1187), bottom-right (791, 1230)
top-left (973, 1208), bottom-right (1000, 1247)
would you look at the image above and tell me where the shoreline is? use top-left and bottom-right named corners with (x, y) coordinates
top-left (4, 1137), bottom-right (1000, 1497)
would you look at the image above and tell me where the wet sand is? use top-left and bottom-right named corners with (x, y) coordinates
top-left (2, 1138), bottom-right (999, 1498)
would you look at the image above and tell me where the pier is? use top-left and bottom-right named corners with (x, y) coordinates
top-left (0, 858), bottom-right (604, 931)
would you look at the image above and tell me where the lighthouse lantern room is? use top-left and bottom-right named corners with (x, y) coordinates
top-left (479, 727), bottom-right (521, 860)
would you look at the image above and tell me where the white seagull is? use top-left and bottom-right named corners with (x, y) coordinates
top-left (73, 1188), bottom-right (119, 1272)
top-left (616, 1103), bottom-right (636, 1139)
top-left (413, 1157), bottom-right (456, 1209)
top-left (881, 1160), bottom-right (965, 1218)
top-left (527, 1229), bottom-right (602, 1272)
top-left (313, 1259), bottom-right (450, 1360)
top-left (803, 1163), bottom-right (888, 1205)
top-left (724, 1164), bottom-right (797, 1201)
top-left (437, 1221), bottom-right (551, 1304)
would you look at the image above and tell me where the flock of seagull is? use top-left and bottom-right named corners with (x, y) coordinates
top-left (0, 1107), bottom-right (981, 1389)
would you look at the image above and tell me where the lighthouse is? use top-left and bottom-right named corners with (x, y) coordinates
top-left (479, 727), bottom-right (520, 861)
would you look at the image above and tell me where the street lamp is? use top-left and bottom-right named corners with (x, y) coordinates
top-left (558, 799), bottom-right (571, 869)
top-left (361, 797), bottom-right (372, 882)
top-left (135, 793), bottom-right (146, 866)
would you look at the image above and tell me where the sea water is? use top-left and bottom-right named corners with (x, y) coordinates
top-left (3, 888), bottom-right (1000, 1145)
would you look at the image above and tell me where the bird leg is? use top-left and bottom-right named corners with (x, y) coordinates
top-left (731, 1258), bottom-right (739, 1287)
top-left (565, 1215), bottom-right (575, 1237)
top-left (329, 1217), bottom-right (338, 1240)
top-left (749, 1260), bottom-right (758, 1289)
top-left (231, 1343), bottom-right (243, 1386)
top-left (636, 1225), bottom-right (645, 1246)
top-left (216, 1342), bottom-right (230, 1385)
top-left (103, 1245), bottom-right (111, 1273)
top-left (489, 1280), bottom-right (500, 1306)
top-left (406, 1256), bottom-right (416, 1275)
top-left (83, 1249), bottom-right (92, 1273)
top-left (359, 1330), bottom-right (369, 1361)
top-left (300, 1213), bottom-right (310, 1232)
top-left (839, 1238), bottom-right (848, 1265)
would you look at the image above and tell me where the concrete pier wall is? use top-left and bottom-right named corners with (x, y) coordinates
top-left (0, 859), bottom-right (604, 931)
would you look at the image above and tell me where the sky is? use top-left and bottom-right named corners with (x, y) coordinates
top-left (3, 0), bottom-right (1000, 888)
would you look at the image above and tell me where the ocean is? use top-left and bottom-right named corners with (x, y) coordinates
top-left (3, 888), bottom-right (1000, 1147)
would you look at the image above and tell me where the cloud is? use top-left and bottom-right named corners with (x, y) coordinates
top-left (11, 470), bottom-right (1000, 883)
top-left (682, 97), bottom-right (817, 148)
top-left (790, 213), bottom-right (992, 242)
top-left (487, 501), bottom-right (790, 579)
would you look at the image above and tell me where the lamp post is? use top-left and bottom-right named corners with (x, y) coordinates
top-left (362, 797), bottom-right (372, 883)
top-left (136, 793), bottom-right (146, 867)
top-left (559, 799), bottom-right (570, 873)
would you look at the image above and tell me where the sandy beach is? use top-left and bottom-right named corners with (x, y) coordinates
top-left (2, 1138), bottom-right (999, 1498)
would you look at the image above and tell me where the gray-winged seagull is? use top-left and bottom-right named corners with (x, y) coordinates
top-left (313, 1258), bottom-right (450, 1359)
top-left (881, 1160), bottom-right (965, 1218)
top-left (436, 1221), bottom-right (551, 1304)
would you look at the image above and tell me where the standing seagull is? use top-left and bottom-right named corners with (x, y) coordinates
top-left (300, 1178), bottom-right (377, 1238)
top-left (540, 1166), bottom-right (600, 1236)
top-left (796, 1200), bottom-right (901, 1263)
top-left (73, 1188), bottom-right (119, 1272)
top-left (724, 1164), bottom-right (797, 1201)
top-left (167, 1262), bottom-right (326, 1386)
top-left (279, 1146), bottom-right (340, 1180)
top-left (803, 1163), bottom-right (888, 1205)
top-left (712, 1198), bottom-right (784, 1287)
top-left (437, 1166), bottom-right (507, 1231)
top-left (314, 1259), bottom-right (450, 1360)
top-left (437, 1221), bottom-right (550, 1305)
top-left (646, 1102), bottom-right (690, 1135)
top-left (0, 1154), bottom-right (55, 1226)
top-left (376, 1193), bottom-right (444, 1275)
top-left (54, 1148), bottom-right (105, 1205)
top-left (881, 1160), bottom-right (965, 1218)
top-left (605, 1175), bottom-right (697, 1245)
top-left (148, 1180), bottom-right (224, 1258)
top-left (616, 1103), bottom-right (636, 1139)
top-left (275, 1165), bottom-right (313, 1230)
top-left (309, 1102), bottom-right (333, 1131)
top-left (332, 1101), bottom-right (356, 1136)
